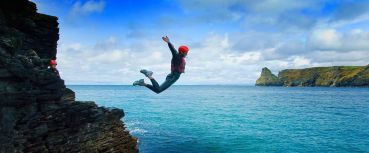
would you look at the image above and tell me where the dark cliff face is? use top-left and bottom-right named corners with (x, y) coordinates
top-left (255, 66), bottom-right (369, 87)
top-left (0, 0), bottom-right (138, 152)
top-left (255, 67), bottom-right (281, 86)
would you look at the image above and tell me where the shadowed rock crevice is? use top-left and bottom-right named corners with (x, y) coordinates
top-left (0, 0), bottom-right (138, 152)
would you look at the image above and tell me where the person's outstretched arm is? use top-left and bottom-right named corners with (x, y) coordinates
top-left (162, 36), bottom-right (178, 56)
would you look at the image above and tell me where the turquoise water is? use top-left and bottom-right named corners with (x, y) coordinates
top-left (68, 85), bottom-right (369, 153)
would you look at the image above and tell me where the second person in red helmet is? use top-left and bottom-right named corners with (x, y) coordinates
top-left (133, 36), bottom-right (189, 94)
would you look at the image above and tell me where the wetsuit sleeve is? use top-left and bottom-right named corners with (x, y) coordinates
top-left (55, 69), bottom-right (60, 78)
top-left (168, 42), bottom-right (178, 57)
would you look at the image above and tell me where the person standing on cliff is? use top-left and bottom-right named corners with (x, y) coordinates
top-left (133, 36), bottom-right (189, 94)
top-left (48, 59), bottom-right (60, 78)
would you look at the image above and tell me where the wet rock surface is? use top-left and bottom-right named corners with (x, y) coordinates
top-left (0, 0), bottom-right (138, 152)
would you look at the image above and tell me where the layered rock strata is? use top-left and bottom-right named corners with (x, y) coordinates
top-left (0, 0), bottom-right (138, 152)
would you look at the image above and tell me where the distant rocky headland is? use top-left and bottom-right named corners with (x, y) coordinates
top-left (0, 0), bottom-right (137, 152)
top-left (256, 65), bottom-right (369, 87)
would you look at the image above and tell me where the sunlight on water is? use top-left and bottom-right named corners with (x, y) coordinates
top-left (68, 85), bottom-right (369, 153)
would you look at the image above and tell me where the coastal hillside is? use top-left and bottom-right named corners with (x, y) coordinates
top-left (256, 65), bottom-right (369, 87)
top-left (0, 0), bottom-right (137, 152)
top-left (255, 67), bottom-right (281, 86)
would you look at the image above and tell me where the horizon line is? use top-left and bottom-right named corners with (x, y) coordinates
top-left (66, 84), bottom-right (255, 86)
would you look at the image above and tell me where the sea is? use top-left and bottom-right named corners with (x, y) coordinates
top-left (68, 85), bottom-right (369, 153)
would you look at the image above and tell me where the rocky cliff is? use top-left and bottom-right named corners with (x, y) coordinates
top-left (256, 65), bottom-right (369, 87)
top-left (255, 67), bottom-right (281, 86)
top-left (0, 0), bottom-right (138, 152)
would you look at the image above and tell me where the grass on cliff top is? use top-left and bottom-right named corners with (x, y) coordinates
top-left (279, 66), bottom-right (366, 80)
top-left (339, 67), bottom-right (364, 77)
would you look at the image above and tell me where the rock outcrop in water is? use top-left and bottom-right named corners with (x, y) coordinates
top-left (0, 0), bottom-right (138, 152)
top-left (256, 65), bottom-right (369, 87)
top-left (255, 67), bottom-right (281, 86)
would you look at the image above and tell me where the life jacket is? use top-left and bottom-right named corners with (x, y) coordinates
top-left (171, 57), bottom-right (185, 73)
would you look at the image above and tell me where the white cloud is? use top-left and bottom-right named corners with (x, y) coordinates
top-left (88, 50), bottom-right (127, 63)
top-left (57, 30), bottom-right (369, 85)
top-left (220, 52), bottom-right (262, 65)
top-left (57, 34), bottom-right (265, 85)
top-left (57, 36), bottom-right (172, 85)
top-left (308, 28), bottom-right (369, 51)
top-left (309, 29), bottom-right (341, 50)
top-left (290, 56), bottom-right (311, 67)
top-left (70, 0), bottom-right (106, 16)
top-left (328, 14), bottom-right (369, 29)
top-left (311, 51), bottom-right (369, 64)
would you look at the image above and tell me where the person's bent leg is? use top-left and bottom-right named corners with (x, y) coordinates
top-left (158, 72), bottom-right (180, 93)
top-left (148, 76), bottom-right (160, 90)
top-left (144, 77), bottom-right (160, 93)
top-left (144, 84), bottom-right (160, 93)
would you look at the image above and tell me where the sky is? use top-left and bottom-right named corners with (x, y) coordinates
top-left (31, 0), bottom-right (369, 85)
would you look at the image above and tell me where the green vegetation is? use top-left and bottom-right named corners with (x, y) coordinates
top-left (256, 65), bottom-right (369, 87)
top-left (255, 67), bottom-right (281, 86)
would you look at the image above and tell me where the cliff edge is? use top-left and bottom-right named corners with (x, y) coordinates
top-left (256, 65), bottom-right (369, 87)
top-left (0, 0), bottom-right (138, 152)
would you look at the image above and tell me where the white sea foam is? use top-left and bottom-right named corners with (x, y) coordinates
top-left (126, 121), bottom-right (143, 128)
top-left (129, 127), bottom-right (147, 135)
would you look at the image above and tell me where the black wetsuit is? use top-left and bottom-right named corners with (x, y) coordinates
top-left (145, 42), bottom-right (184, 93)
top-left (47, 67), bottom-right (60, 78)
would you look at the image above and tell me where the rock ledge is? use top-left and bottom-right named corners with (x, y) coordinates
top-left (0, 0), bottom-right (138, 152)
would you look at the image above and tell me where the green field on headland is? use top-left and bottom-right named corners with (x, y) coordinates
top-left (256, 65), bottom-right (369, 87)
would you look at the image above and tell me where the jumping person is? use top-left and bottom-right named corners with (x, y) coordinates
top-left (133, 36), bottom-right (189, 94)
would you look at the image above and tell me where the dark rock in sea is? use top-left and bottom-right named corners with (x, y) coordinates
top-left (255, 66), bottom-right (369, 87)
top-left (0, 0), bottom-right (138, 152)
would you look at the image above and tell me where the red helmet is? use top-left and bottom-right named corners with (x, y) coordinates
top-left (49, 60), bottom-right (57, 65)
top-left (178, 45), bottom-right (189, 54)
